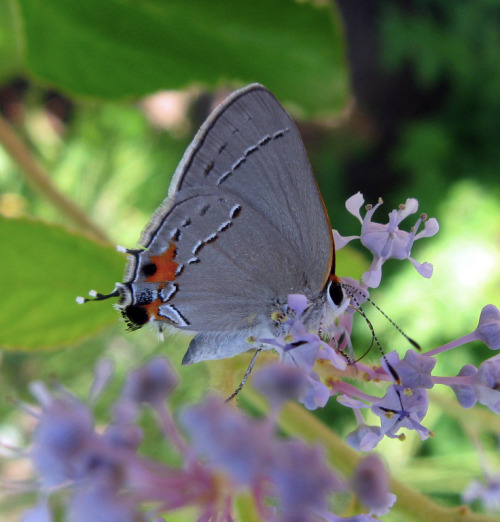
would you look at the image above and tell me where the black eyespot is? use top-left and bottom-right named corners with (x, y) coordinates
top-left (122, 305), bottom-right (149, 331)
top-left (328, 280), bottom-right (345, 307)
top-left (142, 263), bottom-right (157, 277)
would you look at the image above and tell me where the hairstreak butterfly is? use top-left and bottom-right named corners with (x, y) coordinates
top-left (82, 84), bottom-right (349, 365)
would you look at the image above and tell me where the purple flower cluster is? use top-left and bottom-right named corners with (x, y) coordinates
top-left (256, 293), bottom-right (348, 411)
top-left (247, 196), bottom-right (500, 460)
top-left (333, 193), bottom-right (439, 288)
top-left (5, 357), bottom-right (394, 521)
top-left (6, 194), bottom-right (500, 519)
top-left (255, 284), bottom-right (500, 452)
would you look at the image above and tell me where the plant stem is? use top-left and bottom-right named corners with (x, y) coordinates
top-left (0, 113), bottom-right (109, 243)
top-left (244, 389), bottom-right (499, 522)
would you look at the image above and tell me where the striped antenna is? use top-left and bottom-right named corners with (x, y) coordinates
top-left (342, 284), bottom-right (401, 383)
top-left (342, 283), bottom-right (421, 351)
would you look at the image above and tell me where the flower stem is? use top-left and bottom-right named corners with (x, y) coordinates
top-left (243, 388), bottom-right (500, 522)
top-left (425, 332), bottom-right (478, 357)
top-left (430, 391), bottom-right (500, 433)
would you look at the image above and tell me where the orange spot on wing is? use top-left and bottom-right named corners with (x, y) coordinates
top-left (144, 298), bottom-right (163, 319)
top-left (147, 243), bottom-right (178, 283)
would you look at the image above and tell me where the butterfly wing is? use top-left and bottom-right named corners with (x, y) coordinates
top-left (143, 84), bottom-right (333, 286)
top-left (121, 85), bottom-right (334, 360)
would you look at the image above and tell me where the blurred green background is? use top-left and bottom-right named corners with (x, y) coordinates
top-left (0, 0), bottom-right (500, 520)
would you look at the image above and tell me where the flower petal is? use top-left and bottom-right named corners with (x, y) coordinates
top-left (333, 230), bottom-right (359, 250)
top-left (345, 192), bottom-right (365, 222)
top-left (287, 294), bottom-right (309, 317)
top-left (408, 258), bottom-right (434, 278)
top-left (352, 454), bottom-right (395, 516)
top-left (476, 305), bottom-right (500, 350)
top-left (415, 217), bottom-right (439, 239)
top-left (362, 258), bottom-right (383, 288)
top-left (346, 425), bottom-right (384, 451)
top-left (397, 198), bottom-right (419, 220)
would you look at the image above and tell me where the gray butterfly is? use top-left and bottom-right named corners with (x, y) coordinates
top-left (99, 85), bottom-right (348, 364)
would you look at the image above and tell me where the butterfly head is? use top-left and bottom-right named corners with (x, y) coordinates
top-left (318, 275), bottom-right (350, 335)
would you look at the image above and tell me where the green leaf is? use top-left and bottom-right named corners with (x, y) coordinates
top-left (0, 217), bottom-right (124, 350)
top-left (16, 0), bottom-right (347, 115)
top-left (0, 0), bottom-right (24, 80)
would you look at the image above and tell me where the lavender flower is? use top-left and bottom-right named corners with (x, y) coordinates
top-left (8, 193), bottom-right (499, 521)
top-left (450, 365), bottom-right (479, 409)
top-left (473, 355), bottom-right (500, 413)
top-left (252, 363), bottom-right (307, 411)
top-left (385, 349), bottom-right (436, 389)
top-left (120, 356), bottom-right (178, 408)
top-left (257, 294), bottom-right (346, 410)
top-left (20, 499), bottom-right (51, 522)
top-left (10, 357), bottom-right (371, 521)
top-left (475, 304), bottom-right (500, 350)
top-left (67, 477), bottom-right (141, 522)
top-left (28, 382), bottom-right (96, 488)
top-left (352, 454), bottom-right (396, 516)
top-left (333, 192), bottom-right (438, 288)
top-left (268, 440), bottom-right (343, 522)
top-left (463, 476), bottom-right (500, 512)
top-left (180, 395), bottom-right (273, 485)
top-left (345, 425), bottom-right (384, 452)
top-left (371, 385), bottom-right (431, 440)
